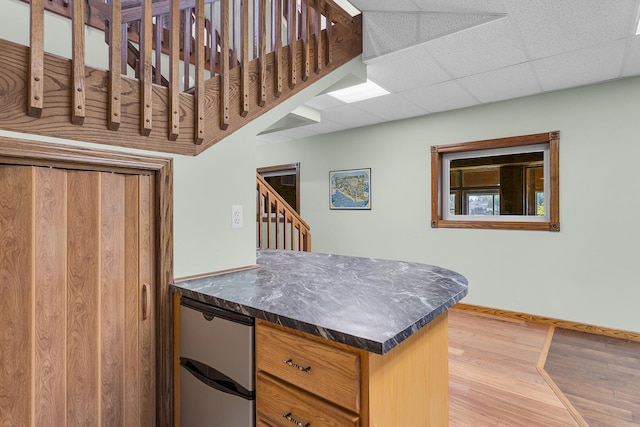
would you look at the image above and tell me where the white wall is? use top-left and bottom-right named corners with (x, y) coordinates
top-left (257, 76), bottom-right (640, 333)
top-left (0, 0), bottom-right (366, 278)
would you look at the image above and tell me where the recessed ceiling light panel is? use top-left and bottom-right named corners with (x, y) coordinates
top-left (327, 80), bottom-right (390, 103)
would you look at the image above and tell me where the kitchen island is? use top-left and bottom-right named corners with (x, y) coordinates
top-left (172, 249), bottom-right (468, 426)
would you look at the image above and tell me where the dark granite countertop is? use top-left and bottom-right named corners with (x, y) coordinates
top-left (171, 249), bottom-right (468, 354)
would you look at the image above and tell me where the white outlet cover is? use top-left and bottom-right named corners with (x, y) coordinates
top-left (231, 205), bottom-right (243, 228)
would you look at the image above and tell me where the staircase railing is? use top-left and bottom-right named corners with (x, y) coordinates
top-left (12, 0), bottom-right (362, 155)
top-left (256, 173), bottom-right (311, 251)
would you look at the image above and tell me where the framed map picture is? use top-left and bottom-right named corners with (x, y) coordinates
top-left (330, 168), bottom-right (371, 210)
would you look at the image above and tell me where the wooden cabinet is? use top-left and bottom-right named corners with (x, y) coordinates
top-left (256, 312), bottom-right (449, 427)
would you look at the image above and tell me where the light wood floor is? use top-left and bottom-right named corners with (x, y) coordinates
top-left (449, 309), bottom-right (577, 426)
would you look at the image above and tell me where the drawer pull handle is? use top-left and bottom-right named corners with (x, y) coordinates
top-left (282, 412), bottom-right (310, 427)
top-left (282, 358), bottom-right (311, 374)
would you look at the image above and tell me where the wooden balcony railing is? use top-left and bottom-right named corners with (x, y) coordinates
top-left (6, 0), bottom-right (362, 155)
top-left (257, 173), bottom-right (310, 252)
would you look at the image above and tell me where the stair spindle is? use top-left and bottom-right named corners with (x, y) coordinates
top-left (71, 0), bottom-right (86, 125)
top-left (195, 0), bottom-right (205, 144)
top-left (240, 0), bottom-right (249, 117)
top-left (140, 0), bottom-right (153, 135)
top-left (29, 0), bottom-right (44, 118)
top-left (108, 0), bottom-right (122, 131)
top-left (288, 0), bottom-right (297, 88)
top-left (169, 0), bottom-right (180, 140)
top-left (220, 0), bottom-right (230, 130)
top-left (258, 0), bottom-right (267, 106)
top-left (274, 0), bottom-right (283, 96)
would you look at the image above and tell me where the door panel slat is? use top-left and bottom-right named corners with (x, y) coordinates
top-left (34, 167), bottom-right (67, 426)
top-left (100, 172), bottom-right (126, 425)
top-left (0, 166), bottom-right (34, 426)
top-left (66, 170), bottom-right (101, 425)
top-left (124, 176), bottom-right (141, 425)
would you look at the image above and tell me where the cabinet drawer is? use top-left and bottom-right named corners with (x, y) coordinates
top-left (256, 323), bottom-right (360, 412)
top-left (257, 373), bottom-right (359, 427)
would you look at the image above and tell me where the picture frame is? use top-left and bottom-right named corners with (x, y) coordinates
top-left (329, 168), bottom-right (371, 210)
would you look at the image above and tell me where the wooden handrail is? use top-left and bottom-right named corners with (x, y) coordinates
top-left (256, 173), bottom-right (311, 252)
top-left (12, 0), bottom-right (362, 154)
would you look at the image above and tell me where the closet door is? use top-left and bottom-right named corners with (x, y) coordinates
top-left (0, 165), bottom-right (155, 426)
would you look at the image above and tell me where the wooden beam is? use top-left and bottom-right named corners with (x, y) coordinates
top-left (140, 0), bottom-right (153, 136)
top-left (72, 0), bottom-right (86, 125)
top-left (29, 0), bottom-right (44, 118)
top-left (169, 0), bottom-right (181, 140)
top-left (109, 0), bottom-right (123, 131)
top-left (194, 0), bottom-right (205, 144)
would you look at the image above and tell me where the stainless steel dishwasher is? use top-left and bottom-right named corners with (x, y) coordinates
top-left (180, 297), bottom-right (255, 427)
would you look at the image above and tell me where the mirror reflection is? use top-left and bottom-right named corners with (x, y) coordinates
top-left (449, 152), bottom-right (544, 216)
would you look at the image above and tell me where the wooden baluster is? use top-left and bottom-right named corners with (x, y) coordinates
top-left (315, 0), bottom-right (322, 72)
top-left (29, 0), bottom-right (44, 118)
top-left (274, 0), bottom-right (283, 96)
top-left (257, 182), bottom-right (264, 248)
top-left (154, 14), bottom-right (163, 85)
top-left (266, 192), bottom-right (272, 248)
top-left (169, 0), bottom-right (180, 140)
top-left (108, 0), bottom-right (122, 131)
top-left (273, 199), bottom-right (280, 249)
top-left (195, 0), bottom-right (205, 144)
top-left (288, 0), bottom-right (297, 88)
top-left (302, 0), bottom-right (309, 81)
top-left (210, 2), bottom-right (217, 76)
top-left (140, 0), bottom-right (153, 136)
top-left (231, 0), bottom-right (238, 68)
top-left (240, 0), bottom-right (249, 116)
top-left (220, 0), bottom-right (230, 129)
top-left (122, 23), bottom-right (129, 75)
top-left (325, 3), bottom-right (331, 66)
top-left (182, 10), bottom-right (191, 91)
top-left (258, 0), bottom-right (266, 106)
top-left (289, 216), bottom-right (294, 250)
top-left (71, 0), bottom-right (85, 125)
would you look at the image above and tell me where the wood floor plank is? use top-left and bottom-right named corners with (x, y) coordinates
top-left (449, 309), bottom-right (579, 427)
top-left (544, 327), bottom-right (640, 427)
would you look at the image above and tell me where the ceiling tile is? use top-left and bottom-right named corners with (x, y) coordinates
top-left (348, 0), bottom-right (421, 12)
top-left (532, 40), bottom-right (627, 92)
top-left (351, 93), bottom-right (428, 121)
top-left (504, 0), bottom-right (637, 60)
top-left (457, 63), bottom-right (541, 103)
top-left (400, 80), bottom-right (479, 113)
top-left (413, 0), bottom-right (506, 14)
top-left (363, 12), bottom-right (420, 60)
top-left (363, 11), bottom-right (504, 61)
top-left (425, 17), bottom-right (528, 78)
top-left (322, 105), bottom-right (387, 128)
top-left (622, 35), bottom-right (640, 78)
top-left (366, 46), bottom-right (452, 92)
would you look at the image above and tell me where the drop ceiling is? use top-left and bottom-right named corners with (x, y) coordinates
top-left (256, 0), bottom-right (640, 144)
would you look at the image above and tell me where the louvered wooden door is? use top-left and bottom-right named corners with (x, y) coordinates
top-left (0, 165), bottom-right (156, 426)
